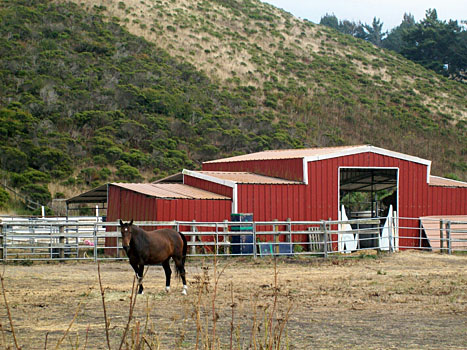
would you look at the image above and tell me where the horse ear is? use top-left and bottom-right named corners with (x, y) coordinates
top-left (129, 219), bottom-right (134, 225)
top-left (119, 219), bottom-right (123, 226)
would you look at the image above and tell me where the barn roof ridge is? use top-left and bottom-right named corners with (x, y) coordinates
top-left (183, 170), bottom-right (302, 184)
top-left (204, 145), bottom-right (432, 167)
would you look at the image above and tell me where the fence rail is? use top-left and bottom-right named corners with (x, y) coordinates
top-left (0, 217), bottom-right (466, 261)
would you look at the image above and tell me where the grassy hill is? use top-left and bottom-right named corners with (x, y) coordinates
top-left (0, 0), bottom-right (466, 211)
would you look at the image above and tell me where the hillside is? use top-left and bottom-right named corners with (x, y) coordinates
top-left (0, 0), bottom-right (466, 211)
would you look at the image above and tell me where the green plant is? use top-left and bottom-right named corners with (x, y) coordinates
top-left (0, 187), bottom-right (10, 208)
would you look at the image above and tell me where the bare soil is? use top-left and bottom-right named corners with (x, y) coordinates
top-left (1, 251), bottom-right (466, 349)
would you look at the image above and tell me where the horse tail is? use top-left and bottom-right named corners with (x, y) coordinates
top-left (176, 232), bottom-right (188, 277)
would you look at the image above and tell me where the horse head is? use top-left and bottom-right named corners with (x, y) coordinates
top-left (119, 219), bottom-right (134, 254)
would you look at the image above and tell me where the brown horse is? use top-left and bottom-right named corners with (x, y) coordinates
top-left (119, 220), bottom-right (188, 295)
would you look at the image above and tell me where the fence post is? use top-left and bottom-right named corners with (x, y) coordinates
top-left (287, 218), bottom-right (292, 253)
top-left (273, 219), bottom-right (279, 254)
top-left (439, 219), bottom-right (444, 253)
top-left (94, 224), bottom-right (98, 262)
top-left (446, 221), bottom-right (452, 255)
top-left (191, 220), bottom-right (196, 255)
top-left (59, 225), bottom-right (65, 259)
top-left (0, 223), bottom-right (3, 261)
top-left (321, 220), bottom-right (328, 259)
top-left (223, 220), bottom-right (229, 255)
top-left (253, 222), bottom-right (257, 259)
top-left (215, 222), bottom-right (219, 256)
top-left (388, 216), bottom-right (394, 253)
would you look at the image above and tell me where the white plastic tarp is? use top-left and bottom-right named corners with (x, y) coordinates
top-left (379, 205), bottom-right (395, 251)
top-left (338, 205), bottom-right (358, 253)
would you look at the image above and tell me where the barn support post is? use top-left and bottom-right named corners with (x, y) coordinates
top-left (439, 219), bottom-right (445, 253)
top-left (59, 225), bottom-right (65, 259)
top-left (446, 221), bottom-right (452, 255)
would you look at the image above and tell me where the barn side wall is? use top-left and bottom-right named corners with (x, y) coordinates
top-left (202, 158), bottom-right (304, 182)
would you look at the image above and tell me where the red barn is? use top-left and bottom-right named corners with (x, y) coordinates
top-left (67, 145), bottom-right (467, 250)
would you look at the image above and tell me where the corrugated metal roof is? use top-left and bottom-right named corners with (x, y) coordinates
top-left (429, 176), bottom-right (467, 188)
top-left (205, 146), bottom-right (364, 163)
top-left (113, 183), bottom-right (230, 199)
top-left (188, 171), bottom-right (302, 184)
top-left (204, 145), bottom-right (431, 166)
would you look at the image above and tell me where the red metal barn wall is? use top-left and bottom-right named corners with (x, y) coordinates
top-left (202, 158), bottom-right (304, 182)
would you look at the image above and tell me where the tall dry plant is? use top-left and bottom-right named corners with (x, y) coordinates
top-left (192, 256), bottom-right (293, 350)
top-left (0, 268), bottom-right (20, 350)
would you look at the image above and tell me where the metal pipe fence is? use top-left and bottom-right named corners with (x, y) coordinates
top-left (0, 216), bottom-right (466, 262)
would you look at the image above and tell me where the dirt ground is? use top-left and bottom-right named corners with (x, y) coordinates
top-left (0, 251), bottom-right (466, 349)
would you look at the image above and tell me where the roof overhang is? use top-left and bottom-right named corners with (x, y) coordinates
top-left (66, 184), bottom-right (108, 205)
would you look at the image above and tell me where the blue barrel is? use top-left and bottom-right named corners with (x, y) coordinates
top-left (230, 213), bottom-right (253, 254)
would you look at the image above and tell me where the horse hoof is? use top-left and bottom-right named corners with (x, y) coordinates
top-left (138, 291), bottom-right (144, 295)
top-left (182, 285), bottom-right (188, 295)
top-left (165, 287), bottom-right (170, 293)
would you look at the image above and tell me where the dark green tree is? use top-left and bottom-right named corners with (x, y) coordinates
top-left (401, 9), bottom-right (466, 78)
top-left (363, 17), bottom-right (386, 46)
top-left (382, 13), bottom-right (416, 52)
top-left (319, 13), bottom-right (339, 30)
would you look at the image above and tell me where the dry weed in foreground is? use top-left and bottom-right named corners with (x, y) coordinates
top-left (191, 256), bottom-right (294, 350)
top-left (0, 258), bottom-right (294, 350)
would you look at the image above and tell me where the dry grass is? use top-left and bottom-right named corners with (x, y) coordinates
top-left (0, 250), bottom-right (466, 349)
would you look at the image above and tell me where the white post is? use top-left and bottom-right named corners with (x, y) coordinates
top-left (41, 206), bottom-right (45, 218)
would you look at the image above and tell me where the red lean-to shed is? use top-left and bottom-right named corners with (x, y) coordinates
top-left (67, 145), bottom-right (467, 251)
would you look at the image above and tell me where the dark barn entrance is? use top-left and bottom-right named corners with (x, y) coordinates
top-left (339, 168), bottom-right (398, 249)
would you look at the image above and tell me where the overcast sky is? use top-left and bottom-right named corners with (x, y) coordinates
top-left (263, 0), bottom-right (467, 31)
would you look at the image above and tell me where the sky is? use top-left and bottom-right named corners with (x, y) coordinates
top-left (263, 0), bottom-right (467, 31)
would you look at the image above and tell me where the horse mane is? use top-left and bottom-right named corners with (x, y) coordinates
top-left (130, 224), bottom-right (151, 248)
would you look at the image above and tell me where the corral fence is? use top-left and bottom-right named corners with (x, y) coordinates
top-left (0, 216), bottom-right (466, 262)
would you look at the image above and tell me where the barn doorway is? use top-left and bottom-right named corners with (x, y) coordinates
top-left (339, 168), bottom-right (398, 218)
top-left (339, 168), bottom-right (398, 250)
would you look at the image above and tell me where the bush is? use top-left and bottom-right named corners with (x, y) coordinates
top-left (0, 147), bottom-right (28, 172)
top-left (20, 184), bottom-right (52, 205)
top-left (116, 164), bottom-right (143, 182)
top-left (0, 188), bottom-right (10, 209)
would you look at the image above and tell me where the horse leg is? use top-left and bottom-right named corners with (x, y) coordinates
top-left (162, 259), bottom-right (172, 293)
top-left (136, 264), bottom-right (144, 295)
top-left (174, 256), bottom-right (188, 295)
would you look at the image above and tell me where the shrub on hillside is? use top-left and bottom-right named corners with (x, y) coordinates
top-left (0, 188), bottom-right (10, 209)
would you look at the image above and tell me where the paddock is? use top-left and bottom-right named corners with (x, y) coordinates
top-left (0, 251), bottom-right (466, 349)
